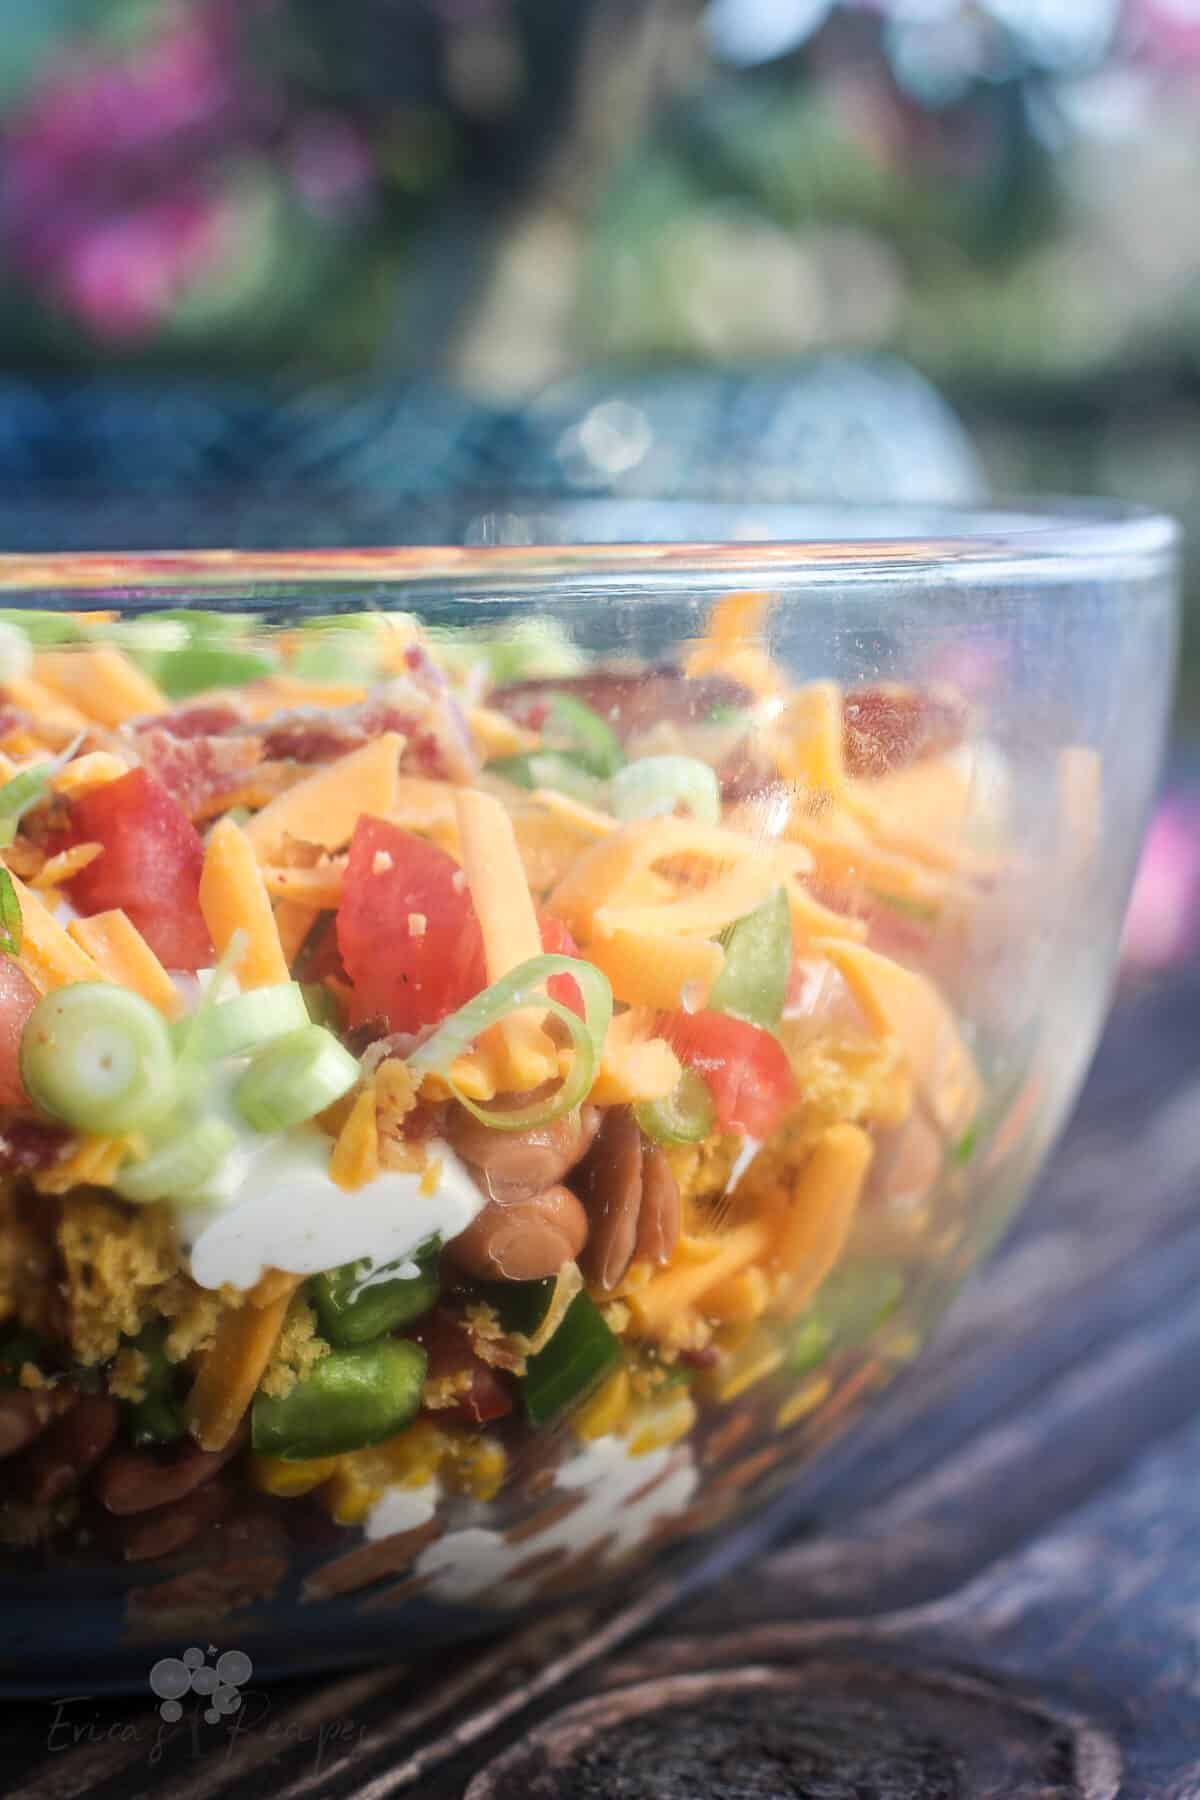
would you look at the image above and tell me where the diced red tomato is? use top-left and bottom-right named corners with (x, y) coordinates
top-left (410, 1310), bottom-right (514, 1426)
top-left (336, 817), bottom-right (486, 1035)
top-left (61, 768), bottom-right (211, 970)
top-left (0, 959), bottom-right (39, 1107)
top-left (663, 1008), bottom-right (796, 1138)
top-left (538, 914), bottom-right (584, 1017)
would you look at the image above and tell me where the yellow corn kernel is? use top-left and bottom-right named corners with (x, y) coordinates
top-left (320, 1460), bottom-right (388, 1526)
top-left (250, 1453), bottom-right (340, 1498)
top-left (776, 1372), bottom-right (832, 1430)
top-left (702, 1266), bottom-right (771, 1325)
top-left (711, 1341), bottom-right (785, 1404)
top-left (445, 1435), bottom-right (508, 1502)
top-left (379, 1418), bottom-right (454, 1485)
top-left (627, 1388), bottom-right (697, 1456)
top-left (573, 1366), bottom-right (632, 1442)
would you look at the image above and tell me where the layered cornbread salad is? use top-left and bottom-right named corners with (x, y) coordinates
top-left (0, 592), bottom-right (992, 1613)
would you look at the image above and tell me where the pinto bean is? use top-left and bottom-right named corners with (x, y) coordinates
top-left (110, 1477), bottom-right (234, 1563)
top-left (444, 1090), bottom-right (601, 1202)
top-left (574, 1107), bottom-right (644, 1292)
top-left (864, 1107), bottom-right (944, 1211)
top-left (92, 1421), bottom-right (247, 1517)
top-left (447, 1185), bottom-right (589, 1282)
top-left (493, 669), bottom-right (751, 745)
top-left (17, 1394), bottom-right (118, 1506)
top-left (635, 1144), bottom-right (681, 1269)
top-left (0, 1387), bottom-right (67, 1457)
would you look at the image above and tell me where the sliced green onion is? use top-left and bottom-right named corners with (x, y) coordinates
top-left (114, 1114), bottom-right (237, 1205)
top-left (0, 622), bottom-right (32, 684)
top-left (489, 751), bottom-right (608, 808)
top-left (20, 983), bottom-right (176, 1135)
top-left (611, 755), bottom-right (720, 826)
top-left (132, 609), bottom-right (260, 641)
top-left (153, 643), bottom-right (277, 700)
top-left (0, 868), bottom-right (21, 956)
top-left (636, 1067), bottom-right (716, 1146)
top-left (234, 1025), bottom-right (359, 1133)
top-left (0, 610), bottom-right (89, 648)
top-left (952, 1120), bottom-right (979, 1166)
top-left (0, 734), bottom-right (84, 849)
top-left (866, 887), bottom-right (939, 926)
top-left (407, 953), bottom-right (613, 1133)
top-left (290, 637), bottom-right (380, 683)
top-left (544, 693), bottom-right (624, 778)
top-left (184, 982), bottom-right (310, 1062)
top-left (173, 930), bottom-right (248, 1065)
top-left (709, 886), bottom-right (791, 1031)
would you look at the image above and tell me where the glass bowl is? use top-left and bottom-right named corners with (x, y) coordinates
top-left (0, 502), bottom-right (1177, 1692)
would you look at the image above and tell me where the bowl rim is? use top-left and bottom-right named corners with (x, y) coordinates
top-left (0, 497), bottom-right (1178, 602)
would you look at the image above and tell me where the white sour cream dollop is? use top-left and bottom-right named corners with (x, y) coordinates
top-left (176, 1125), bottom-right (484, 1292)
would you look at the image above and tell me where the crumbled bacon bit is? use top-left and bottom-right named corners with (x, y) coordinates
top-left (135, 728), bottom-right (261, 819)
top-left (0, 1118), bottom-right (71, 1174)
top-left (842, 684), bottom-right (967, 778)
top-left (137, 703), bottom-right (244, 740)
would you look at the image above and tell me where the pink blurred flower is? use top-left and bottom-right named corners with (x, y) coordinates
top-left (0, 3), bottom-right (277, 343)
top-left (287, 116), bottom-right (375, 213)
top-left (1125, 0), bottom-right (1200, 66)
top-left (52, 191), bottom-right (233, 343)
top-left (1120, 797), bottom-right (1200, 974)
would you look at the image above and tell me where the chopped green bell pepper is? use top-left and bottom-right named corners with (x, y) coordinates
top-left (311, 1240), bottom-right (441, 1348)
top-left (121, 1322), bottom-right (186, 1447)
top-left (709, 886), bottom-right (791, 1031)
top-left (251, 1339), bottom-right (427, 1460)
top-left (489, 750), bottom-right (609, 808)
top-left (0, 1327), bottom-right (45, 1388)
top-left (523, 1293), bottom-right (620, 1428)
top-left (544, 693), bottom-right (624, 778)
top-left (474, 1276), bottom-right (557, 1339)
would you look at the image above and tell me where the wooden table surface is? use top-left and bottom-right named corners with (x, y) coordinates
top-left (5, 959), bottom-right (1200, 1799)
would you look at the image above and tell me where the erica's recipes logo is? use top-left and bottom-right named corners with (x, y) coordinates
top-left (47, 1643), bottom-right (368, 1771)
top-left (148, 1644), bottom-right (252, 1724)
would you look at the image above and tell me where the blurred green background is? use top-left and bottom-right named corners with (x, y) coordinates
top-left (0, 0), bottom-right (1197, 706)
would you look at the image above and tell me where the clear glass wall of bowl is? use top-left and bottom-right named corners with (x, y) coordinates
top-left (0, 505), bottom-right (1176, 1689)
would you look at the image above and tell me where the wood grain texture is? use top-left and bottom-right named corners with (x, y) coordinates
top-left (3, 964), bottom-right (1199, 1797)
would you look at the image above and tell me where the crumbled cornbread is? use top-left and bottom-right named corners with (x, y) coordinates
top-left (56, 1193), bottom-right (177, 1364)
top-left (665, 1132), bottom-right (743, 1229)
top-left (422, 1369), bottom-right (473, 1410)
top-left (778, 1030), bottom-right (913, 1137)
top-left (258, 1294), bottom-right (330, 1400)
top-left (733, 1035), bottom-right (911, 1224)
top-left (156, 1276), bottom-right (235, 1363)
top-left (108, 1346), bottom-right (149, 1403)
top-left (0, 1183), bottom-right (59, 1332)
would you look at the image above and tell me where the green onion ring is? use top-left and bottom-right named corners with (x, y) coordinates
top-left (407, 952), bottom-right (613, 1132)
top-left (611, 754), bottom-right (721, 826)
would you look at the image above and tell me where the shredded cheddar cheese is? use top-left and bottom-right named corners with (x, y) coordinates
top-left (9, 872), bottom-right (107, 993)
top-left (200, 817), bottom-right (290, 988)
top-left (245, 732), bottom-right (404, 860)
top-left (67, 910), bottom-right (181, 1018)
top-left (34, 647), bottom-right (167, 727)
